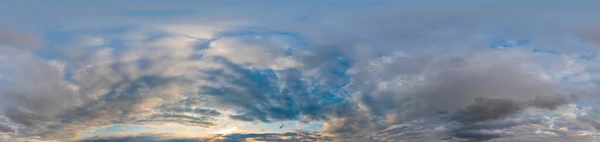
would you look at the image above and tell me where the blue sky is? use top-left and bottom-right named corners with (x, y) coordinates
top-left (3, 1), bottom-right (600, 142)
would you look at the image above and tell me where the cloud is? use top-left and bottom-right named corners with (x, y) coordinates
top-left (448, 98), bottom-right (524, 124)
top-left (199, 57), bottom-right (348, 123)
top-left (3, 22), bottom-right (351, 141)
top-left (5, 1), bottom-right (600, 142)
top-left (0, 120), bottom-right (15, 133)
top-left (0, 28), bottom-right (41, 48)
top-left (79, 134), bottom-right (203, 142)
top-left (164, 108), bottom-right (221, 116)
top-left (316, 47), bottom-right (575, 140)
top-left (528, 94), bottom-right (573, 110)
top-left (575, 28), bottom-right (600, 44)
top-left (203, 35), bottom-right (301, 70)
top-left (0, 46), bottom-right (78, 137)
top-left (79, 132), bottom-right (333, 142)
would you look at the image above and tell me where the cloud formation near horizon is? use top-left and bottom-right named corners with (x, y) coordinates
top-left (3, 1), bottom-right (600, 142)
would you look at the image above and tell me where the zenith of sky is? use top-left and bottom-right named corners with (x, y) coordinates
top-left (3, 0), bottom-right (600, 142)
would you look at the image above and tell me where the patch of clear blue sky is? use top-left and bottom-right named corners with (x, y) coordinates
top-left (81, 125), bottom-right (147, 137)
top-left (489, 39), bottom-right (532, 49)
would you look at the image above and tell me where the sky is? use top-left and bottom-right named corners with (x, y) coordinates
top-left (3, 0), bottom-right (600, 142)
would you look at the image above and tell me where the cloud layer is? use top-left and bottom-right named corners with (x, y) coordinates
top-left (2, 1), bottom-right (600, 142)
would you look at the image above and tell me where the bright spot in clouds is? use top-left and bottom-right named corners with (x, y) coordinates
top-left (216, 128), bottom-right (237, 135)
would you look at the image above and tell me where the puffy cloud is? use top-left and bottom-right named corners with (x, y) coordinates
top-left (314, 47), bottom-right (577, 140)
top-left (0, 46), bottom-right (78, 137)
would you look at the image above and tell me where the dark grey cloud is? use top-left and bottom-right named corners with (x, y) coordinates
top-left (0, 117), bottom-right (12, 133)
top-left (440, 95), bottom-right (571, 141)
top-left (445, 95), bottom-right (571, 125)
top-left (0, 123), bottom-right (14, 133)
top-left (528, 94), bottom-right (573, 110)
top-left (448, 98), bottom-right (524, 124)
top-left (0, 47), bottom-right (77, 136)
top-left (0, 28), bottom-right (41, 48)
top-left (445, 117), bottom-right (544, 141)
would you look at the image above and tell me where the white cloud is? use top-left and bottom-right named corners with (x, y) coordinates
top-left (203, 36), bottom-right (301, 70)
